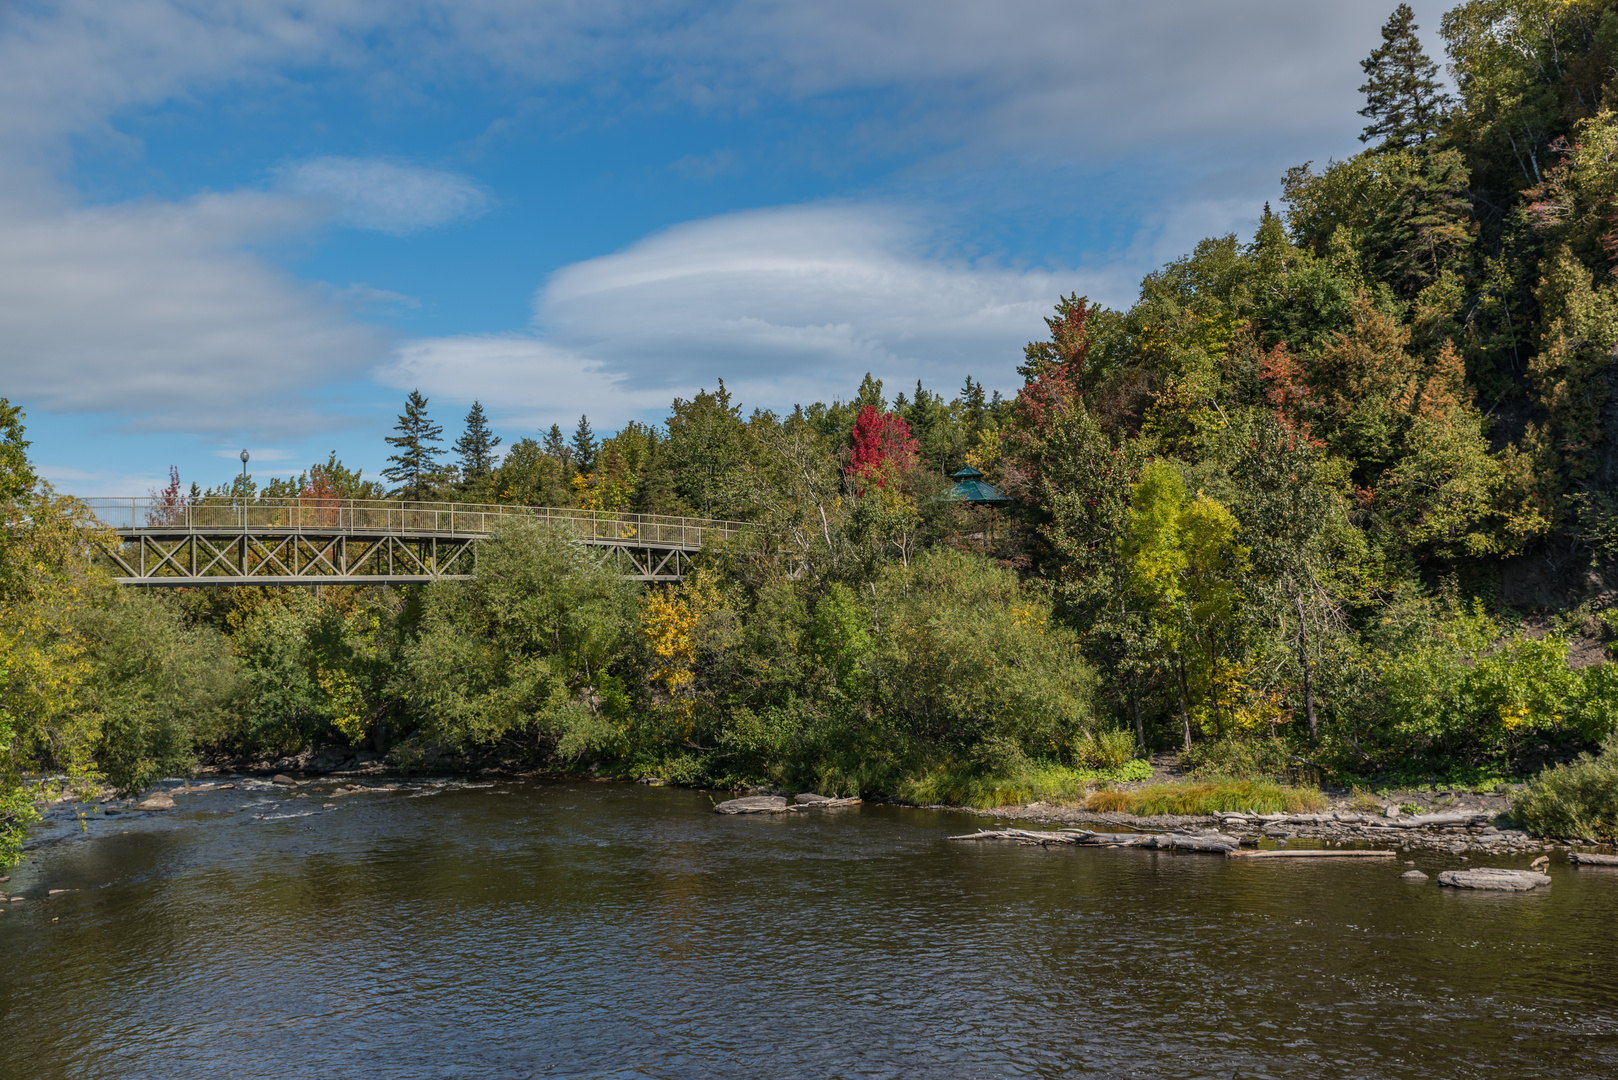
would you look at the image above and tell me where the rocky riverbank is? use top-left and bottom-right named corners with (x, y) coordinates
top-left (933, 802), bottom-right (1586, 856)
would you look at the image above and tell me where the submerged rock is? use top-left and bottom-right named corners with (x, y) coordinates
top-left (714, 795), bottom-right (789, 814)
top-left (1438, 868), bottom-right (1550, 891)
top-left (1401, 870), bottom-right (1429, 880)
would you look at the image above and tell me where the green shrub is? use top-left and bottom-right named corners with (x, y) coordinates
top-left (77, 591), bottom-right (240, 793)
top-left (1513, 736), bottom-right (1618, 839)
top-left (1180, 736), bottom-right (1294, 779)
top-left (1075, 728), bottom-right (1137, 769)
top-left (405, 519), bottom-right (637, 755)
top-left (1364, 600), bottom-right (1618, 767)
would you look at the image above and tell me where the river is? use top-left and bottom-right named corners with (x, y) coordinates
top-left (1, 778), bottom-right (1615, 1079)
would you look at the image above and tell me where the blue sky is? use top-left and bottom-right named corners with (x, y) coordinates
top-left (0, 0), bottom-right (1451, 495)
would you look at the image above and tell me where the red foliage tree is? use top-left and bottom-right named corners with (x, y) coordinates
top-left (1000, 296), bottom-right (1096, 499)
top-left (848, 405), bottom-right (922, 488)
top-left (1257, 342), bottom-right (1322, 448)
top-left (147, 465), bottom-right (184, 526)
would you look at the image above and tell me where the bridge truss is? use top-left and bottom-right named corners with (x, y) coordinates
top-left (84, 498), bottom-right (739, 586)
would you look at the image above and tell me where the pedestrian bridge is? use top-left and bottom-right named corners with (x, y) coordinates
top-left (82, 498), bottom-right (746, 586)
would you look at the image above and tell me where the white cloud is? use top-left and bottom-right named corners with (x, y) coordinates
top-left (376, 334), bottom-right (671, 433)
top-left (538, 204), bottom-right (1108, 398)
top-left (0, 190), bottom-right (384, 432)
top-left (275, 157), bottom-right (493, 235)
top-left (0, 0), bottom-right (1457, 444)
top-left (381, 203), bottom-right (1117, 424)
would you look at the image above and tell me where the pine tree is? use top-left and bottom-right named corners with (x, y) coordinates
top-left (1359, 4), bottom-right (1451, 149)
top-left (453, 401), bottom-right (502, 484)
top-left (383, 389), bottom-right (444, 501)
top-left (542, 423), bottom-right (572, 471)
top-left (571, 415), bottom-right (598, 475)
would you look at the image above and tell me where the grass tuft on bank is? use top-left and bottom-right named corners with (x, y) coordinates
top-left (897, 759), bottom-right (1152, 809)
top-left (1085, 779), bottom-right (1326, 816)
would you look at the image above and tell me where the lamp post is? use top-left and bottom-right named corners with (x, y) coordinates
top-left (238, 449), bottom-right (250, 529)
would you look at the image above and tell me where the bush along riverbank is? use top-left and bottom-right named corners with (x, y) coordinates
top-left (11, 8), bottom-right (1618, 863)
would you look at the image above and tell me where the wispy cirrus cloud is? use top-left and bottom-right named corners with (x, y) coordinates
top-left (274, 157), bottom-right (493, 235)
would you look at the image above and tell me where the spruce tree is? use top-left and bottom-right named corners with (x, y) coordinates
top-left (960, 375), bottom-right (987, 437)
top-left (383, 388), bottom-right (444, 501)
top-left (542, 423), bottom-right (572, 472)
top-left (1359, 4), bottom-right (1451, 149)
top-left (571, 415), bottom-right (598, 475)
top-left (452, 401), bottom-right (502, 484)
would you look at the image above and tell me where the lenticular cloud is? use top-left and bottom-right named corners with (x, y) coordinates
top-left (531, 203), bottom-right (1104, 403)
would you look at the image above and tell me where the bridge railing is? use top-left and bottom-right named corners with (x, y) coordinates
top-left (81, 497), bottom-right (747, 551)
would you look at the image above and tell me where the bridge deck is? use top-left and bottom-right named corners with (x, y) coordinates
top-left (83, 497), bottom-right (744, 585)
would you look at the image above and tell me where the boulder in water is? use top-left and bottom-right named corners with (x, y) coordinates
top-left (1438, 867), bottom-right (1550, 891)
top-left (134, 794), bottom-right (175, 811)
top-left (271, 774), bottom-right (296, 786)
top-left (1400, 870), bottom-right (1428, 880)
top-left (714, 795), bottom-right (789, 814)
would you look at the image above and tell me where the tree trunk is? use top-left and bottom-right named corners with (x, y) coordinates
top-left (1129, 681), bottom-right (1146, 757)
top-left (1175, 656), bottom-right (1192, 752)
top-left (1295, 592), bottom-right (1318, 749)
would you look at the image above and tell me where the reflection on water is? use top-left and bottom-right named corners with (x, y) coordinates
top-left (2, 780), bottom-right (1616, 1079)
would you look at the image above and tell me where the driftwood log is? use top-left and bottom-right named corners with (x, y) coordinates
top-left (949, 828), bottom-right (1239, 852)
top-left (1216, 811), bottom-right (1497, 829)
top-left (714, 794), bottom-right (862, 815)
top-left (1225, 849), bottom-right (1397, 859)
top-left (1568, 852), bottom-right (1618, 866)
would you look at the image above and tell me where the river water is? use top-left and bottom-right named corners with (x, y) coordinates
top-left (2, 779), bottom-right (1615, 1079)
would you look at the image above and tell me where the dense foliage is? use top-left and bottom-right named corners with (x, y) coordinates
top-left (7, 1), bottom-right (1618, 863)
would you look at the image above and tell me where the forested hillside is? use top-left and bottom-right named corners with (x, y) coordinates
top-left (6, 1), bottom-right (1618, 862)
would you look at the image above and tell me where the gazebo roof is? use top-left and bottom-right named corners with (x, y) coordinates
top-left (948, 466), bottom-right (1012, 504)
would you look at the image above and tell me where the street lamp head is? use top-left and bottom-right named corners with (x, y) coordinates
top-left (239, 449), bottom-right (250, 465)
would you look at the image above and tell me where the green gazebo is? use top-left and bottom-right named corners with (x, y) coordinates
top-left (947, 467), bottom-right (1012, 505)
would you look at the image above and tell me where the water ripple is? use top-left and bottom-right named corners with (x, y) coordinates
top-left (2, 784), bottom-right (1616, 1079)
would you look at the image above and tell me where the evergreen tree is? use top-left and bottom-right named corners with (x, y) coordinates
top-left (453, 401), bottom-right (502, 485)
top-left (383, 389), bottom-right (444, 501)
top-left (571, 415), bottom-right (598, 475)
top-left (853, 372), bottom-right (885, 411)
top-left (542, 423), bottom-right (572, 472)
top-left (1359, 4), bottom-right (1451, 148)
top-left (960, 375), bottom-right (987, 437)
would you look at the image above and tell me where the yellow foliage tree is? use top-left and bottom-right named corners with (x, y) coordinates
top-left (639, 572), bottom-right (725, 742)
top-left (1122, 460), bottom-right (1248, 749)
